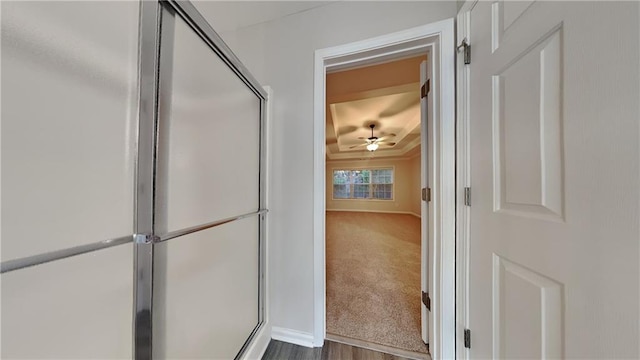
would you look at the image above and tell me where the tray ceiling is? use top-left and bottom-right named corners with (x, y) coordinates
top-left (326, 55), bottom-right (426, 160)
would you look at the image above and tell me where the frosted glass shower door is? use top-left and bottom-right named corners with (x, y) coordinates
top-left (160, 217), bottom-right (260, 359)
top-left (151, 5), bottom-right (266, 359)
top-left (166, 16), bottom-right (261, 232)
top-left (2, 1), bottom-right (266, 358)
top-left (1, 1), bottom-right (139, 358)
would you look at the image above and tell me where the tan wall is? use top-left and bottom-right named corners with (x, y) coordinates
top-left (326, 158), bottom-right (421, 215)
top-left (326, 55), bottom-right (426, 100)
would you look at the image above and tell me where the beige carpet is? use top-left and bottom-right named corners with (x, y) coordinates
top-left (326, 211), bottom-right (428, 354)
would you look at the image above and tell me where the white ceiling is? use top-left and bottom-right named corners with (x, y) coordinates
top-left (193, 1), bottom-right (336, 33)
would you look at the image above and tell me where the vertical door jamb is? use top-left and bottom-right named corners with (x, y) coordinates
top-left (455, 2), bottom-right (475, 359)
top-left (420, 58), bottom-right (431, 345)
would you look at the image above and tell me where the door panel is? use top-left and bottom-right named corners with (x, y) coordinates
top-left (1, 245), bottom-right (133, 358)
top-left (159, 217), bottom-right (259, 359)
top-left (469, 1), bottom-right (639, 359)
top-left (493, 254), bottom-right (562, 359)
top-left (494, 25), bottom-right (563, 220)
top-left (1, 2), bottom-right (266, 359)
top-left (0, 1), bottom-right (138, 261)
top-left (154, 5), bottom-right (266, 359)
top-left (166, 16), bottom-right (261, 232)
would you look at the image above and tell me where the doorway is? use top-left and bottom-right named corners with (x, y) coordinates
top-left (313, 19), bottom-right (456, 359)
top-left (323, 55), bottom-right (427, 357)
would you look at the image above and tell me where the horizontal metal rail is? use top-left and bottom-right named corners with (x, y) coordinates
top-left (0, 235), bottom-right (133, 274)
top-left (158, 209), bottom-right (268, 243)
top-left (0, 210), bottom-right (268, 274)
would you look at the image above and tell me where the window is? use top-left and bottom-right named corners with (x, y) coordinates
top-left (332, 168), bottom-right (394, 200)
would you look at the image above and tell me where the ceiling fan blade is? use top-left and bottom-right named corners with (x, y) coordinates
top-left (349, 143), bottom-right (367, 149)
top-left (357, 137), bottom-right (377, 143)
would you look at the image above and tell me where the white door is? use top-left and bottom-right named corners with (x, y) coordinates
top-left (420, 59), bottom-right (432, 345)
top-left (467, 1), bottom-right (639, 359)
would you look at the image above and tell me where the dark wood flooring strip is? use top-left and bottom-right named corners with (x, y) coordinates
top-left (325, 333), bottom-right (429, 359)
top-left (262, 340), bottom-right (413, 360)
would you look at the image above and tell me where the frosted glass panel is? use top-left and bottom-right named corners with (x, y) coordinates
top-left (167, 17), bottom-right (261, 232)
top-left (0, 245), bottom-right (133, 358)
top-left (1, 1), bottom-right (138, 260)
top-left (161, 217), bottom-right (259, 359)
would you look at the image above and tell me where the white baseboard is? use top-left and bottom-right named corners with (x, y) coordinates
top-left (240, 322), bottom-right (272, 360)
top-left (271, 327), bottom-right (315, 348)
top-left (327, 209), bottom-right (421, 218)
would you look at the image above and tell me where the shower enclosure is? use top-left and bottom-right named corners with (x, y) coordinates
top-left (1, 1), bottom-right (267, 359)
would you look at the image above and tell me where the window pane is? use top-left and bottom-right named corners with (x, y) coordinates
top-left (353, 184), bottom-right (370, 199)
top-left (333, 184), bottom-right (350, 199)
top-left (352, 170), bottom-right (370, 184)
top-left (333, 170), bottom-right (350, 185)
top-left (333, 168), bottom-right (393, 200)
top-left (373, 184), bottom-right (393, 199)
top-left (372, 169), bottom-right (393, 184)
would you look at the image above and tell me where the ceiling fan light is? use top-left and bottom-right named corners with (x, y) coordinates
top-left (366, 143), bottom-right (379, 152)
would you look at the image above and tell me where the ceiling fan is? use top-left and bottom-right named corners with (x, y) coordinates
top-left (349, 124), bottom-right (396, 152)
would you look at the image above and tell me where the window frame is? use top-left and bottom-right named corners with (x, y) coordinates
top-left (331, 166), bottom-right (395, 201)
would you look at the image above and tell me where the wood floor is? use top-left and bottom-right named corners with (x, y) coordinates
top-left (261, 340), bottom-right (415, 360)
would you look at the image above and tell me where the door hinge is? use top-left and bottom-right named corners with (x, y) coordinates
top-left (458, 38), bottom-right (471, 65)
top-left (464, 329), bottom-right (471, 348)
top-left (421, 291), bottom-right (431, 311)
top-left (464, 187), bottom-right (471, 206)
top-left (422, 187), bottom-right (431, 202)
top-left (420, 79), bottom-right (430, 99)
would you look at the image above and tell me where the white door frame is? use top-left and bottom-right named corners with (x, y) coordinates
top-left (312, 18), bottom-right (456, 359)
top-left (455, 2), bottom-right (475, 359)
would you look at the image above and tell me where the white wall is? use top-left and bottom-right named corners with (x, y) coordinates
top-left (326, 158), bottom-right (420, 215)
top-left (198, 1), bottom-right (457, 338)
